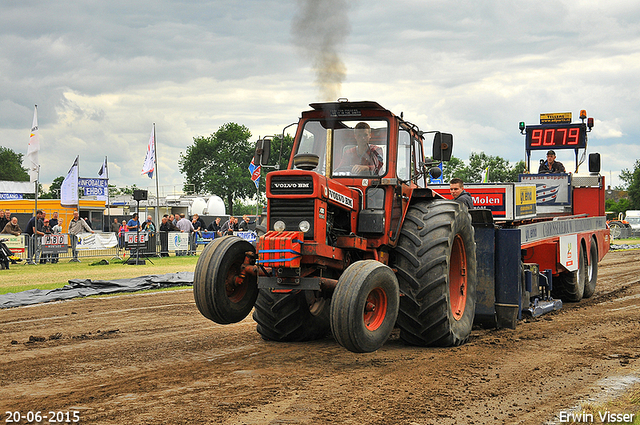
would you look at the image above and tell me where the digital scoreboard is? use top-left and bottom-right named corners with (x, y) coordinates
top-left (524, 123), bottom-right (587, 151)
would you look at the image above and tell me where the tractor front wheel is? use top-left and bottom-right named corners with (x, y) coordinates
top-left (193, 236), bottom-right (258, 324)
top-left (394, 199), bottom-right (477, 347)
top-left (583, 239), bottom-right (598, 298)
top-left (330, 260), bottom-right (399, 353)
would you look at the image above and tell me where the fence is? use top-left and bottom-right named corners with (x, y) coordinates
top-left (3, 231), bottom-right (256, 264)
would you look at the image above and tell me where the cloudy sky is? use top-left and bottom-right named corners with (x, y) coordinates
top-left (1, 0), bottom-right (639, 194)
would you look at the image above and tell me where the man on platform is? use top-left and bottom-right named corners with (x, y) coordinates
top-left (68, 210), bottom-right (94, 262)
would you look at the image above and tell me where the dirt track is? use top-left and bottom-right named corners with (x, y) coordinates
top-left (2, 250), bottom-right (640, 424)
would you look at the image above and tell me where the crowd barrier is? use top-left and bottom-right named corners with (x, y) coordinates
top-left (2, 231), bottom-right (256, 264)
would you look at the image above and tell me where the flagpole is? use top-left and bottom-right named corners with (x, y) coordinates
top-left (153, 123), bottom-right (160, 228)
top-left (105, 156), bottom-right (111, 232)
top-left (32, 105), bottom-right (39, 216)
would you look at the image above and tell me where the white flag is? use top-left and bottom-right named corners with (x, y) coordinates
top-left (141, 125), bottom-right (155, 179)
top-left (98, 156), bottom-right (108, 178)
top-left (26, 105), bottom-right (40, 182)
top-left (61, 156), bottom-right (79, 207)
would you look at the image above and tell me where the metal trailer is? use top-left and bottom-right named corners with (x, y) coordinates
top-left (193, 101), bottom-right (610, 353)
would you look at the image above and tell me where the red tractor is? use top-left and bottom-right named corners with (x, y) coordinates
top-left (194, 100), bottom-right (476, 353)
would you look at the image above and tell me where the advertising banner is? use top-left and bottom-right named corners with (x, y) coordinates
top-left (2, 235), bottom-right (25, 253)
top-left (168, 232), bottom-right (189, 251)
top-left (76, 232), bottom-right (118, 250)
top-left (41, 234), bottom-right (69, 254)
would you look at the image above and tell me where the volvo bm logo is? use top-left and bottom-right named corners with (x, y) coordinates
top-left (272, 182), bottom-right (311, 189)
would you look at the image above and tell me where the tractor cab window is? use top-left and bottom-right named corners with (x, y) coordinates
top-left (332, 120), bottom-right (388, 177)
top-left (397, 128), bottom-right (427, 187)
top-left (293, 119), bottom-right (388, 177)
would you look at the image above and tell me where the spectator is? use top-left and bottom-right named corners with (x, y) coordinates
top-left (221, 216), bottom-right (239, 235)
top-left (51, 218), bottom-right (63, 263)
top-left (40, 218), bottom-right (52, 264)
top-left (176, 213), bottom-right (194, 256)
top-left (110, 218), bottom-right (121, 233)
top-left (239, 214), bottom-right (253, 231)
top-left (68, 210), bottom-right (94, 262)
top-left (127, 213), bottom-right (141, 231)
top-left (0, 210), bottom-right (6, 231)
top-left (4, 210), bottom-right (11, 224)
top-left (118, 220), bottom-right (128, 248)
top-left (192, 213), bottom-right (205, 232)
top-left (207, 217), bottom-right (222, 237)
top-left (25, 210), bottom-right (43, 264)
top-left (449, 178), bottom-right (474, 210)
top-left (142, 215), bottom-right (156, 233)
top-left (1, 217), bottom-right (21, 236)
top-left (158, 215), bottom-right (177, 257)
top-left (49, 211), bottom-right (59, 229)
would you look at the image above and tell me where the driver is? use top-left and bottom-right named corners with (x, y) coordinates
top-left (339, 122), bottom-right (384, 175)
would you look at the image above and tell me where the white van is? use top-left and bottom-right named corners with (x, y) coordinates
top-left (625, 210), bottom-right (640, 231)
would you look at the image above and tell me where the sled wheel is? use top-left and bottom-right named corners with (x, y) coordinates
top-left (193, 236), bottom-right (258, 324)
top-left (583, 239), bottom-right (598, 298)
top-left (330, 260), bottom-right (399, 353)
top-left (253, 289), bottom-right (330, 342)
top-left (394, 199), bottom-right (477, 347)
top-left (553, 242), bottom-right (587, 302)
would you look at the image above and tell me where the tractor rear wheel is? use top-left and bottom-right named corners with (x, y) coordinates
top-left (553, 242), bottom-right (588, 302)
top-left (253, 289), bottom-right (331, 342)
top-left (193, 236), bottom-right (258, 324)
top-left (330, 260), bottom-right (399, 353)
top-left (608, 221), bottom-right (624, 239)
top-left (583, 239), bottom-right (598, 299)
top-left (394, 199), bottom-right (477, 347)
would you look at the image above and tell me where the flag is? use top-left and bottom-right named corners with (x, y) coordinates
top-left (26, 105), bottom-right (40, 182)
top-left (98, 156), bottom-right (108, 178)
top-left (249, 157), bottom-right (261, 189)
top-left (61, 156), bottom-right (79, 207)
top-left (481, 167), bottom-right (489, 183)
top-left (141, 125), bottom-right (155, 178)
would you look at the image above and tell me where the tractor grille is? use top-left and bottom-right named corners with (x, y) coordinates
top-left (269, 198), bottom-right (315, 238)
top-left (270, 175), bottom-right (314, 195)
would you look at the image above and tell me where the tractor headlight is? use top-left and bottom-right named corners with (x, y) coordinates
top-left (274, 220), bottom-right (286, 232)
top-left (299, 220), bottom-right (311, 233)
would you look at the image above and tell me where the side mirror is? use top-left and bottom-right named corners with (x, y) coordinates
top-left (432, 132), bottom-right (453, 161)
top-left (589, 152), bottom-right (601, 173)
top-left (254, 138), bottom-right (271, 166)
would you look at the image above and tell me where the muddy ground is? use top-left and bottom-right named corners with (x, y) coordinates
top-left (2, 250), bottom-right (639, 425)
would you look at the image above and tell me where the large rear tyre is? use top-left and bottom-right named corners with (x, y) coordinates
top-left (552, 242), bottom-right (587, 302)
top-left (330, 260), bottom-right (399, 353)
top-left (583, 239), bottom-right (598, 299)
top-left (193, 236), bottom-right (258, 324)
top-left (394, 199), bottom-right (477, 347)
top-left (253, 289), bottom-right (330, 342)
top-left (608, 221), bottom-right (624, 239)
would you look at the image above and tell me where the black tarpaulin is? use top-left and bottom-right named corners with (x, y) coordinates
top-left (0, 272), bottom-right (194, 309)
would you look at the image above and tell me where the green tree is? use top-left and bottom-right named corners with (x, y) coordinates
top-left (179, 123), bottom-right (254, 215)
top-left (619, 160), bottom-right (640, 209)
top-left (442, 152), bottom-right (525, 183)
top-left (0, 146), bottom-right (29, 181)
top-left (39, 176), bottom-right (64, 199)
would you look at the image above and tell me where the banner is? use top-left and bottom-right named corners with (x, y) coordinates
top-left (2, 235), bottom-right (25, 253)
top-left (97, 156), bottom-right (108, 201)
top-left (41, 234), bottom-right (69, 254)
top-left (26, 105), bottom-right (40, 182)
top-left (76, 232), bottom-right (118, 250)
top-left (0, 193), bottom-right (23, 200)
top-left (141, 125), bottom-right (155, 178)
top-left (78, 178), bottom-right (108, 200)
top-left (0, 180), bottom-right (36, 194)
top-left (168, 232), bottom-right (189, 251)
top-left (60, 156), bottom-right (79, 207)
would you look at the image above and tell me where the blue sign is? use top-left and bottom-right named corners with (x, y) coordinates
top-left (0, 193), bottom-right (23, 200)
top-left (78, 178), bottom-right (108, 188)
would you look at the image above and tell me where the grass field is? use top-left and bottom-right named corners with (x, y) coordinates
top-left (0, 255), bottom-right (199, 295)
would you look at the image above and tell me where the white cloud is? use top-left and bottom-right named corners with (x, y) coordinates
top-left (0, 0), bottom-right (639, 195)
